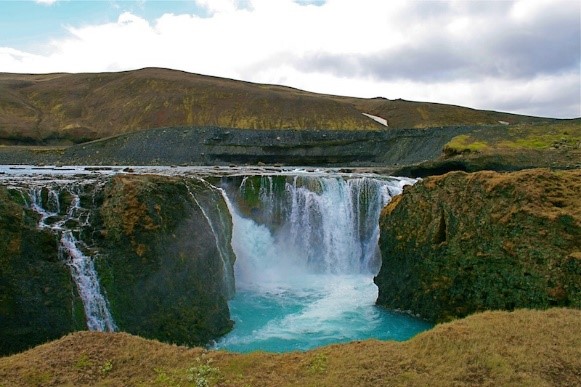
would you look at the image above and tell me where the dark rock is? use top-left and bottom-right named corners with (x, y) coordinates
top-left (93, 175), bottom-right (235, 346)
top-left (0, 174), bottom-right (236, 354)
top-left (0, 187), bottom-right (84, 356)
top-left (375, 169), bottom-right (581, 322)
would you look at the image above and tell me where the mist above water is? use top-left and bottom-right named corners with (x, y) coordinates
top-left (1, 166), bottom-right (432, 351)
top-left (216, 174), bottom-right (432, 352)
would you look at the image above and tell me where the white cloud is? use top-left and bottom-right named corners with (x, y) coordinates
top-left (35, 0), bottom-right (59, 5)
top-left (2, 0), bottom-right (579, 118)
top-left (194, 0), bottom-right (244, 14)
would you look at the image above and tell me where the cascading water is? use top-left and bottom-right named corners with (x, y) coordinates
top-left (215, 173), bottom-right (432, 352)
top-left (2, 166), bottom-right (432, 351)
top-left (27, 184), bottom-right (116, 332)
top-left (186, 178), bottom-right (236, 298)
top-left (59, 230), bottom-right (116, 331)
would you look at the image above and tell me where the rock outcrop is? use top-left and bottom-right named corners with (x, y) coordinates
top-left (375, 169), bottom-right (581, 322)
top-left (0, 174), bottom-right (235, 355)
top-left (94, 175), bottom-right (235, 346)
top-left (0, 125), bottom-right (471, 167)
top-left (0, 187), bottom-right (85, 355)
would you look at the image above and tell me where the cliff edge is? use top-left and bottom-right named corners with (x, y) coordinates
top-left (375, 169), bottom-right (581, 322)
top-left (0, 174), bottom-right (235, 355)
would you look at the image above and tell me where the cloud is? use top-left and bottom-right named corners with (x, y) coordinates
top-left (194, 0), bottom-right (244, 14)
top-left (1, 0), bottom-right (579, 118)
top-left (297, 0), bottom-right (580, 82)
top-left (35, 0), bottom-right (59, 5)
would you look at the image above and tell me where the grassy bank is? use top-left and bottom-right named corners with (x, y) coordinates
top-left (1, 308), bottom-right (579, 386)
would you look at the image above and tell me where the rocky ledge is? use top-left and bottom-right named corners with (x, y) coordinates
top-left (0, 174), bottom-right (235, 356)
top-left (375, 168), bottom-right (581, 322)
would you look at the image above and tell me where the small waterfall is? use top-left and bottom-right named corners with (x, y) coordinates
top-left (59, 231), bottom-right (116, 331)
top-left (185, 179), bottom-right (236, 299)
top-left (216, 173), bottom-right (430, 352)
top-left (27, 184), bottom-right (116, 332)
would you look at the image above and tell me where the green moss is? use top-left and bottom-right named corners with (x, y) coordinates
top-left (376, 169), bottom-right (581, 322)
top-left (444, 134), bottom-right (489, 155)
top-left (0, 187), bottom-right (79, 356)
top-left (94, 175), bottom-right (233, 347)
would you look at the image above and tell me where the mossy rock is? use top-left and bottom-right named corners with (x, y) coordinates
top-left (0, 187), bottom-right (83, 356)
top-left (94, 175), bottom-right (234, 346)
top-left (375, 169), bottom-right (581, 322)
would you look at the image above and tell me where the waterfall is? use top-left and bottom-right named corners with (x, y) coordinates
top-left (185, 179), bottom-right (236, 299)
top-left (216, 173), bottom-right (430, 352)
top-left (2, 166), bottom-right (430, 352)
top-left (224, 174), bottom-right (413, 285)
top-left (27, 184), bottom-right (116, 332)
top-left (59, 231), bottom-right (116, 331)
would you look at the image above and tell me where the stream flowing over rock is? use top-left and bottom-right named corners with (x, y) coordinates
top-left (5, 166), bottom-right (578, 355)
top-left (0, 166), bottom-right (415, 355)
top-left (0, 170), bottom-right (236, 355)
top-left (375, 169), bottom-right (581, 322)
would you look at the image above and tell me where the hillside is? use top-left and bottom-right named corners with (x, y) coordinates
top-left (0, 67), bottom-right (549, 145)
top-left (0, 308), bottom-right (579, 386)
top-left (394, 119), bottom-right (581, 176)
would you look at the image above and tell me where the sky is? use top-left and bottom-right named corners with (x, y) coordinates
top-left (0, 0), bottom-right (580, 119)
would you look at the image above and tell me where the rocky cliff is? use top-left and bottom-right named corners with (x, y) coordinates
top-left (94, 175), bottom-right (235, 346)
top-left (375, 169), bottom-right (581, 322)
top-left (0, 174), bottom-right (235, 355)
top-left (0, 125), bottom-right (473, 167)
top-left (0, 187), bottom-right (85, 355)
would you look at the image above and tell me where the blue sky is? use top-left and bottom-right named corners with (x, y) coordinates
top-left (0, 0), bottom-right (579, 118)
top-left (1, 1), bottom-right (208, 51)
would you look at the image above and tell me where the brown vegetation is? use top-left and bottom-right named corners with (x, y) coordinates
top-left (441, 120), bottom-right (581, 171)
top-left (393, 120), bottom-right (581, 177)
top-left (376, 169), bottom-right (581, 322)
top-left (0, 308), bottom-right (579, 386)
top-left (341, 97), bottom-right (544, 129)
top-left (0, 68), bottom-right (548, 145)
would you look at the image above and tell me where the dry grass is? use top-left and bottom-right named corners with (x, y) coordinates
top-left (423, 169), bottom-right (581, 224)
top-left (1, 308), bottom-right (579, 386)
top-left (0, 68), bottom-right (550, 146)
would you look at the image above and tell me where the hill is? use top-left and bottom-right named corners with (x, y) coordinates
top-left (0, 67), bottom-right (549, 146)
top-left (0, 308), bottom-right (579, 386)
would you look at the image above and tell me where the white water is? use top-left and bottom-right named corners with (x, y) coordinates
top-left (27, 185), bottom-right (116, 332)
top-left (216, 175), bottom-right (431, 352)
top-left (3, 166), bottom-right (429, 348)
top-left (59, 231), bottom-right (116, 331)
top-left (186, 179), bottom-right (236, 298)
top-left (231, 175), bottom-right (412, 286)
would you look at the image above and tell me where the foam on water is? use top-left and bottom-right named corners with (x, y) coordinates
top-left (215, 175), bottom-right (432, 352)
top-left (217, 271), bottom-right (432, 353)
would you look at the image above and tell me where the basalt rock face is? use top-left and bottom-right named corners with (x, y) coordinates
top-left (0, 187), bottom-right (85, 356)
top-left (60, 125), bottom-right (470, 167)
top-left (375, 169), bottom-right (581, 322)
top-left (94, 175), bottom-right (235, 346)
top-left (0, 174), bottom-right (235, 355)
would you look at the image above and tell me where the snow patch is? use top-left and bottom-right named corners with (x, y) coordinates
top-left (362, 113), bottom-right (388, 127)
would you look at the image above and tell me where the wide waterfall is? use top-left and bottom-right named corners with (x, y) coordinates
top-left (1, 166), bottom-right (432, 352)
top-left (215, 173), bottom-right (431, 352)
